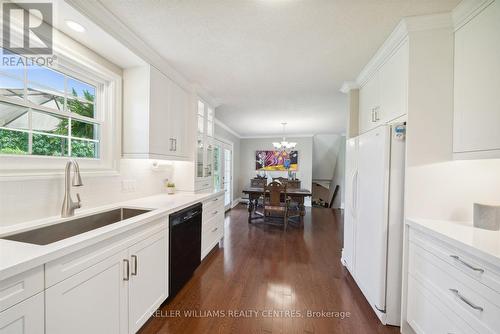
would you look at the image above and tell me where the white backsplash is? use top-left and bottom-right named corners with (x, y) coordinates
top-left (406, 159), bottom-right (500, 222)
top-left (0, 159), bottom-right (173, 226)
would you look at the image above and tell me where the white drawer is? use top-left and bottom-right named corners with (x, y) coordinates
top-left (203, 203), bottom-right (224, 222)
top-left (0, 266), bottom-right (43, 312)
top-left (409, 240), bottom-right (500, 333)
top-left (407, 274), bottom-right (476, 334)
top-left (410, 228), bottom-right (500, 294)
top-left (195, 179), bottom-right (213, 191)
top-left (46, 219), bottom-right (166, 287)
top-left (202, 195), bottom-right (224, 211)
top-left (0, 292), bottom-right (44, 333)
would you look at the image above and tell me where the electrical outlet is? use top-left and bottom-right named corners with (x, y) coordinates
top-left (121, 179), bottom-right (137, 193)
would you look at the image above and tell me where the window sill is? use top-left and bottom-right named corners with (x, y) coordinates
top-left (0, 169), bottom-right (120, 181)
top-left (0, 155), bottom-right (119, 180)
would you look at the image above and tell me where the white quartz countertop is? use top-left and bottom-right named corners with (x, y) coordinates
top-left (407, 218), bottom-right (500, 268)
top-left (0, 191), bottom-right (224, 281)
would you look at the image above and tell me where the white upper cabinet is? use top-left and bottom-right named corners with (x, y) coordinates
top-left (379, 40), bottom-right (408, 124)
top-left (358, 40), bottom-right (408, 134)
top-left (453, 0), bottom-right (500, 158)
top-left (359, 71), bottom-right (380, 133)
top-left (123, 65), bottom-right (194, 161)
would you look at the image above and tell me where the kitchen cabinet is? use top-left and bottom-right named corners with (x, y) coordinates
top-left (46, 221), bottom-right (168, 334)
top-left (406, 222), bottom-right (500, 333)
top-left (358, 71), bottom-right (380, 133)
top-left (128, 231), bottom-right (168, 333)
top-left (201, 194), bottom-right (225, 260)
top-left (358, 40), bottom-right (408, 134)
top-left (123, 64), bottom-right (194, 161)
top-left (0, 267), bottom-right (44, 334)
top-left (379, 40), bottom-right (408, 124)
top-left (453, 0), bottom-right (500, 158)
top-left (0, 293), bottom-right (44, 334)
top-left (46, 250), bottom-right (129, 334)
top-left (195, 100), bottom-right (215, 191)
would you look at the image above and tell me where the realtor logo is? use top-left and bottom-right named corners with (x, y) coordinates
top-left (2, 2), bottom-right (53, 55)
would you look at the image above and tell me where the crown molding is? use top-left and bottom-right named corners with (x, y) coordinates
top-left (452, 0), bottom-right (495, 31)
top-left (214, 118), bottom-right (242, 138)
top-left (340, 81), bottom-right (360, 94)
top-left (356, 12), bottom-right (452, 87)
top-left (240, 134), bottom-right (314, 139)
top-left (65, 0), bottom-right (218, 105)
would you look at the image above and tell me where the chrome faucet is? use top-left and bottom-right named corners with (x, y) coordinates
top-left (61, 160), bottom-right (83, 218)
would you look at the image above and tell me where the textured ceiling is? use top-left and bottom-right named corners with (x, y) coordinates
top-left (100, 0), bottom-right (460, 137)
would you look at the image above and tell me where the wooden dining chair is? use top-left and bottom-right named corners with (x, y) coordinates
top-left (264, 181), bottom-right (288, 231)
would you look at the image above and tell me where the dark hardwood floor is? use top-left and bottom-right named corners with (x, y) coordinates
top-left (139, 204), bottom-right (400, 334)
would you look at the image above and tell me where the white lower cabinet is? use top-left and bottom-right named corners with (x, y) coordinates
top-left (46, 223), bottom-right (168, 334)
top-left (406, 226), bottom-right (500, 334)
top-left (201, 195), bottom-right (225, 260)
top-left (407, 275), bottom-right (472, 334)
top-left (46, 250), bottom-right (129, 334)
top-left (0, 293), bottom-right (44, 334)
top-left (128, 231), bottom-right (168, 333)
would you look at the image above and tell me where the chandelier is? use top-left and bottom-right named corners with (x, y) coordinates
top-left (272, 122), bottom-right (296, 153)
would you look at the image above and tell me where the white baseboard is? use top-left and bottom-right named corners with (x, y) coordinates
top-left (231, 197), bottom-right (243, 208)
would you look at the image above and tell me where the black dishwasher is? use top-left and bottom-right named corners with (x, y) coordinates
top-left (169, 203), bottom-right (202, 298)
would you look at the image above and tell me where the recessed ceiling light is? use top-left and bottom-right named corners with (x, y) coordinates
top-left (65, 20), bottom-right (85, 33)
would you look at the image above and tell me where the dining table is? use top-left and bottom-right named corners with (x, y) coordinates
top-left (242, 186), bottom-right (312, 225)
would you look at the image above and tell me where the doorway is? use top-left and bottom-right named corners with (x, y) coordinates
top-left (213, 138), bottom-right (233, 211)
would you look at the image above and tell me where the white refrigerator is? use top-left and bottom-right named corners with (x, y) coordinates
top-left (342, 124), bottom-right (406, 326)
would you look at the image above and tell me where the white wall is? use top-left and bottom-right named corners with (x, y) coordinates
top-left (239, 136), bottom-right (313, 206)
top-left (0, 159), bottom-right (172, 226)
top-left (214, 122), bottom-right (241, 203)
top-left (312, 134), bottom-right (342, 181)
top-left (331, 136), bottom-right (346, 208)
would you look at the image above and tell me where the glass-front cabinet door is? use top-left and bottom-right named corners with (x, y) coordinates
top-left (205, 140), bottom-right (213, 177)
top-left (213, 144), bottom-right (222, 191)
top-left (195, 99), bottom-right (215, 183)
top-left (196, 136), bottom-right (204, 178)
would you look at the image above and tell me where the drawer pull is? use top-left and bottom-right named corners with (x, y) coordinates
top-left (211, 227), bottom-right (218, 233)
top-left (450, 255), bottom-right (484, 273)
top-left (213, 198), bottom-right (218, 202)
top-left (449, 289), bottom-right (483, 311)
top-left (213, 210), bottom-right (218, 215)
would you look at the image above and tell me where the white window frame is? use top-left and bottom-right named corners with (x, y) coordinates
top-left (0, 40), bottom-right (121, 178)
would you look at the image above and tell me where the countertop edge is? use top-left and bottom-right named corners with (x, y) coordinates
top-left (406, 218), bottom-right (500, 270)
top-left (0, 190), bottom-right (224, 281)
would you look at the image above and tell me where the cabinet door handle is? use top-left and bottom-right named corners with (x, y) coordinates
top-left (449, 289), bottom-right (483, 311)
top-left (131, 255), bottom-right (138, 276)
top-left (213, 210), bottom-right (218, 215)
top-left (211, 227), bottom-right (218, 233)
top-left (371, 109), bottom-right (375, 122)
top-left (174, 139), bottom-right (177, 151)
top-left (213, 197), bottom-right (218, 202)
top-left (123, 259), bottom-right (130, 281)
top-left (450, 255), bottom-right (484, 273)
top-left (375, 106), bottom-right (380, 121)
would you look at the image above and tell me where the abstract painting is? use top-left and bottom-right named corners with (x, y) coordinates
top-left (255, 150), bottom-right (298, 171)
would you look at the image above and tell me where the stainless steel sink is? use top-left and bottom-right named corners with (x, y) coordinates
top-left (2, 208), bottom-right (152, 245)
